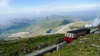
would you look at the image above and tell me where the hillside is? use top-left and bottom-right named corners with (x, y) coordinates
top-left (6, 18), bottom-right (64, 40)
top-left (0, 18), bottom-right (37, 37)
top-left (44, 33), bottom-right (100, 56)
top-left (52, 21), bottom-right (91, 34)
top-left (0, 15), bottom-right (93, 40)
top-left (6, 21), bottom-right (92, 40)
top-left (0, 34), bottom-right (64, 56)
top-left (5, 16), bottom-right (73, 40)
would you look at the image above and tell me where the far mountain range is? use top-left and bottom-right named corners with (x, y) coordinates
top-left (0, 15), bottom-right (94, 40)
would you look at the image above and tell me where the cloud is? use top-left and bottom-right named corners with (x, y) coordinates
top-left (7, 3), bottom-right (97, 14)
top-left (1, 2), bottom-right (99, 15)
top-left (0, 0), bottom-right (10, 9)
top-left (49, 3), bottom-right (98, 12)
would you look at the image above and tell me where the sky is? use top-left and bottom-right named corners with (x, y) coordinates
top-left (0, 0), bottom-right (100, 23)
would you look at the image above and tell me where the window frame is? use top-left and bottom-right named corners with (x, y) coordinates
top-left (66, 33), bottom-right (74, 38)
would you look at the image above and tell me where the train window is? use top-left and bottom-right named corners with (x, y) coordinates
top-left (69, 33), bottom-right (74, 38)
top-left (72, 34), bottom-right (74, 38)
top-left (69, 33), bottom-right (71, 37)
top-left (67, 33), bottom-right (69, 37)
top-left (67, 33), bottom-right (71, 38)
top-left (66, 33), bottom-right (68, 36)
top-left (67, 33), bottom-right (73, 38)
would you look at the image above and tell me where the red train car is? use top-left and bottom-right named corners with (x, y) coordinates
top-left (64, 28), bottom-right (90, 42)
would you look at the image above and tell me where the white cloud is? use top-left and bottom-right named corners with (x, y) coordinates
top-left (2, 3), bottom-right (99, 14)
top-left (52, 3), bottom-right (97, 12)
top-left (0, 0), bottom-right (10, 9)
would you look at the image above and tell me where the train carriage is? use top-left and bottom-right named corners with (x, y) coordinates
top-left (64, 28), bottom-right (90, 42)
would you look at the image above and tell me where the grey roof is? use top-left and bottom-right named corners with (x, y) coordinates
top-left (67, 28), bottom-right (90, 34)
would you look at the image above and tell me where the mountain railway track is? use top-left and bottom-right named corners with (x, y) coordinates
top-left (25, 41), bottom-right (67, 56)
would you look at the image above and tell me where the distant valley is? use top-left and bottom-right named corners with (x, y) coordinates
top-left (0, 15), bottom-right (93, 40)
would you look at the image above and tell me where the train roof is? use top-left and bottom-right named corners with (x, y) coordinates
top-left (67, 28), bottom-right (90, 34)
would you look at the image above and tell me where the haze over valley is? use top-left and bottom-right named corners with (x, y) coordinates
top-left (0, 13), bottom-right (95, 40)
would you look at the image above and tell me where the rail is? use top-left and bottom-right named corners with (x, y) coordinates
top-left (25, 41), bottom-right (67, 56)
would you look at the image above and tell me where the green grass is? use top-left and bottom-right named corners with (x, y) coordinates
top-left (44, 33), bottom-right (100, 56)
top-left (0, 34), bottom-right (64, 56)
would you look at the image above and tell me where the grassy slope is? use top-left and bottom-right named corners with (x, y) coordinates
top-left (44, 34), bottom-right (100, 56)
top-left (0, 34), bottom-right (64, 56)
